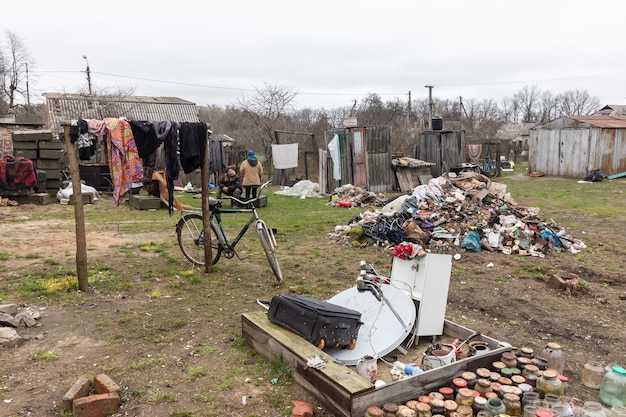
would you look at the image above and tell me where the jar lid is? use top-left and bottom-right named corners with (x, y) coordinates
top-left (444, 400), bottom-right (458, 410)
top-left (476, 367), bottom-right (491, 378)
top-left (430, 398), bottom-right (445, 407)
top-left (383, 403), bottom-right (399, 412)
top-left (462, 371), bottom-right (477, 380)
top-left (557, 374), bottom-right (568, 382)
top-left (504, 393), bottom-right (520, 401)
top-left (416, 402), bottom-right (431, 411)
top-left (511, 375), bottom-right (526, 384)
top-left (612, 365), bottom-right (626, 375)
top-left (366, 406), bottom-right (384, 417)
top-left (536, 409), bottom-right (555, 417)
top-left (502, 352), bottom-right (517, 360)
top-left (543, 369), bottom-right (558, 378)
top-left (440, 387), bottom-right (454, 395)
top-left (520, 346), bottom-right (534, 355)
top-left (429, 392), bottom-right (444, 400)
top-left (492, 361), bottom-right (506, 369)
top-left (453, 377), bottom-right (468, 387)
top-left (498, 376), bottom-right (513, 385)
top-left (474, 396), bottom-right (487, 405)
top-left (524, 364), bottom-right (539, 373)
top-left (477, 378), bottom-right (491, 387)
top-left (458, 388), bottom-right (474, 397)
top-left (546, 342), bottom-right (561, 350)
top-left (457, 405), bottom-right (473, 416)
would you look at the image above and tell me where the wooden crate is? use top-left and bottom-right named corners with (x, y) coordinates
top-left (129, 194), bottom-right (161, 210)
top-left (242, 311), bottom-right (508, 417)
top-left (69, 193), bottom-right (94, 205)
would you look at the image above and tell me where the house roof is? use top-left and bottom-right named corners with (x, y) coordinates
top-left (569, 115), bottom-right (626, 128)
top-left (595, 104), bottom-right (626, 116)
top-left (43, 93), bottom-right (200, 136)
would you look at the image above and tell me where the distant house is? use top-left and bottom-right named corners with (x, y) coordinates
top-left (529, 114), bottom-right (626, 177)
top-left (594, 104), bottom-right (626, 116)
top-left (495, 122), bottom-right (535, 149)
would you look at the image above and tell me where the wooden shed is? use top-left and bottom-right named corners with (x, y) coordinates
top-left (319, 125), bottom-right (393, 194)
top-left (528, 115), bottom-right (626, 177)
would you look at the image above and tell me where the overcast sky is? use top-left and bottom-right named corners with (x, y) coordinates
top-left (3, 0), bottom-right (626, 111)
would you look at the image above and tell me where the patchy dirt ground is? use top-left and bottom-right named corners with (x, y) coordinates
top-left (1, 177), bottom-right (626, 416)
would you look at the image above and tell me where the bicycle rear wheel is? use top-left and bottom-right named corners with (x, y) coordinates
top-left (176, 213), bottom-right (222, 266)
top-left (255, 220), bottom-right (283, 282)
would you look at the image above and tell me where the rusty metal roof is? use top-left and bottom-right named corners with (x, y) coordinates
top-left (43, 93), bottom-right (200, 136)
top-left (568, 115), bottom-right (626, 128)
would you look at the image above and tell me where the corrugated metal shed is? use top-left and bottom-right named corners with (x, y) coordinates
top-left (529, 115), bottom-right (626, 177)
top-left (416, 130), bottom-right (466, 177)
top-left (43, 93), bottom-right (200, 137)
top-left (320, 125), bottom-right (394, 193)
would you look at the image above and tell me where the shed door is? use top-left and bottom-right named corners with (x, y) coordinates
top-left (352, 128), bottom-right (367, 188)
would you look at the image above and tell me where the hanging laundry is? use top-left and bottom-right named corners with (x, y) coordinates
top-left (272, 143), bottom-right (298, 169)
top-left (179, 122), bottom-right (208, 174)
top-left (102, 118), bottom-right (143, 205)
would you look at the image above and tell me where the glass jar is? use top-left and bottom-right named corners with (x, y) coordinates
top-left (503, 393), bottom-right (522, 417)
top-left (582, 401), bottom-right (608, 417)
top-left (431, 398), bottom-right (446, 415)
top-left (456, 406), bottom-right (473, 417)
top-left (611, 404), bottom-right (626, 417)
top-left (440, 387), bottom-right (455, 401)
top-left (475, 378), bottom-right (493, 398)
top-left (453, 378), bottom-right (469, 395)
top-left (523, 404), bottom-right (538, 417)
top-left (502, 352), bottom-right (519, 369)
top-left (462, 371), bottom-right (478, 390)
top-left (540, 343), bottom-right (564, 374)
top-left (582, 362), bottom-right (605, 389)
top-left (517, 357), bottom-right (533, 370)
top-left (599, 365), bottom-right (626, 407)
top-left (544, 394), bottom-right (561, 410)
top-left (365, 406), bottom-right (384, 417)
top-left (444, 399), bottom-right (458, 417)
top-left (416, 402), bottom-right (433, 417)
top-left (519, 347), bottom-right (534, 359)
top-left (522, 391), bottom-right (540, 408)
top-left (536, 370), bottom-right (564, 398)
top-left (382, 402), bottom-right (399, 417)
top-left (485, 397), bottom-right (506, 417)
top-left (473, 396), bottom-right (487, 415)
top-left (456, 388), bottom-right (475, 408)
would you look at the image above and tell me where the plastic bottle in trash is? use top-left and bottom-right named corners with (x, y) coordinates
top-left (393, 361), bottom-right (422, 376)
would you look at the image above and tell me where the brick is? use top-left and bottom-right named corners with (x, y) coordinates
top-left (291, 400), bottom-right (313, 417)
top-left (73, 392), bottom-right (120, 417)
top-left (93, 374), bottom-right (120, 394)
top-left (38, 140), bottom-right (63, 150)
top-left (61, 378), bottom-right (91, 411)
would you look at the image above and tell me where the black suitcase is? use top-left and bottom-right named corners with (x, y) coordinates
top-left (266, 294), bottom-right (363, 350)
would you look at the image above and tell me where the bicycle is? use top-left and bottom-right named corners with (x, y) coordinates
top-left (176, 180), bottom-right (283, 282)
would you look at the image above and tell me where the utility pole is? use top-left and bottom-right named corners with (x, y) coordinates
top-left (425, 85), bottom-right (434, 129)
top-left (83, 55), bottom-right (92, 95)
top-left (407, 91), bottom-right (411, 128)
top-left (459, 96), bottom-right (463, 130)
top-left (26, 63), bottom-right (30, 105)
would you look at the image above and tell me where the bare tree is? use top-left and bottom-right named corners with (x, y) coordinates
top-left (237, 83), bottom-right (297, 174)
top-left (513, 85), bottom-right (541, 123)
top-left (556, 89), bottom-right (600, 116)
top-left (0, 31), bottom-right (34, 108)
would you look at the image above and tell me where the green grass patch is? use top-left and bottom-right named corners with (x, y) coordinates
top-left (33, 350), bottom-right (59, 361)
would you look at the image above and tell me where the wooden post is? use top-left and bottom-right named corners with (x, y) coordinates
top-left (61, 123), bottom-right (89, 291)
top-left (201, 129), bottom-right (213, 272)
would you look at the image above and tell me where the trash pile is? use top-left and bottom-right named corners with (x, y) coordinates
top-left (327, 184), bottom-right (388, 208)
top-left (329, 173), bottom-right (586, 256)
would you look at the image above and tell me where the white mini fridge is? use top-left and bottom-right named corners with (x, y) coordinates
top-left (389, 253), bottom-right (452, 336)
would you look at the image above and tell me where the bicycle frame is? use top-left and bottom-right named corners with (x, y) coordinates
top-left (210, 205), bottom-right (259, 252)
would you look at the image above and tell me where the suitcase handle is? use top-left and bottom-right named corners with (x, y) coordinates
top-left (256, 299), bottom-right (270, 311)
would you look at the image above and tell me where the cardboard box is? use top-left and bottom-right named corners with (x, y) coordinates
top-left (242, 312), bottom-right (508, 417)
top-left (129, 194), bottom-right (161, 210)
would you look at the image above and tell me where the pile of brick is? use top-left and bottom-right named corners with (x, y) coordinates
top-left (62, 374), bottom-right (121, 417)
top-left (0, 303), bottom-right (40, 348)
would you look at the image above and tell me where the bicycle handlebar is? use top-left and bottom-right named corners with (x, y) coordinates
top-left (228, 180), bottom-right (272, 207)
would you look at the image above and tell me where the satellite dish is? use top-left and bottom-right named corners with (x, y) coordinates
top-left (325, 282), bottom-right (416, 365)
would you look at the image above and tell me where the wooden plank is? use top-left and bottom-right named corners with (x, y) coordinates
top-left (242, 311), bottom-right (508, 417)
top-left (395, 169), bottom-right (414, 192)
top-left (242, 311), bottom-right (372, 417)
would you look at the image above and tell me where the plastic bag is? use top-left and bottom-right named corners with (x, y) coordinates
top-left (461, 231), bottom-right (482, 252)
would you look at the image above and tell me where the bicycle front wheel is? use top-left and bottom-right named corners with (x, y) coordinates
top-left (256, 220), bottom-right (283, 282)
top-left (176, 213), bottom-right (222, 266)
